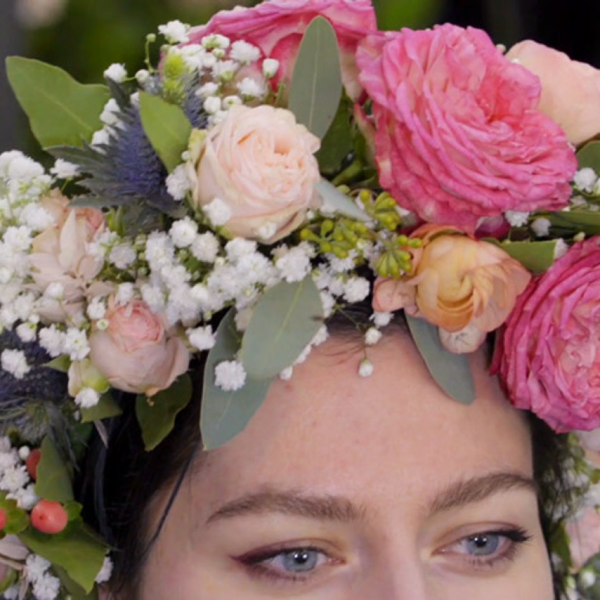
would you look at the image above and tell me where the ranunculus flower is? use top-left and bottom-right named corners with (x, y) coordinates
top-left (187, 0), bottom-right (377, 100)
top-left (373, 225), bottom-right (531, 353)
top-left (507, 40), bottom-right (600, 145)
top-left (29, 192), bottom-right (108, 322)
top-left (190, 105), bottom-right (321, 242)
top-left (89, 298), bottom-right (190, 397)
top-left (493, 237), bottom-right (600, 432)
top-left (356, 25), bottom-right (577, 230)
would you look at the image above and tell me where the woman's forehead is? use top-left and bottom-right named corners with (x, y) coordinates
top-left (196, 334), bottom-right (533, 514)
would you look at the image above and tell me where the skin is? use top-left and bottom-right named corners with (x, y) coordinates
top-left (133, 333), bottom-right (554, 599)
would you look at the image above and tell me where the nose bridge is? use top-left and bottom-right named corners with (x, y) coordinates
top-left (349, 552), bottom-right (432, 600)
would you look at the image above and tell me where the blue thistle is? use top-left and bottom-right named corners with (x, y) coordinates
top-left (0, 330), bottom-right (69, 444)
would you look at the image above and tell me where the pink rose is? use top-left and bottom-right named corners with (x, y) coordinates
top-left (507, 40), bottom-right (600, 145)
top-left (566, 506), bottom-right (600, 570)
top-left (493, 237), bottom-right (600, 432)
top-left (187, 0), bottom-right (377, 99)
top-left (29, 192), bottom-right (108, 322)
top-left (89, 298), bottom-right (190, 397)
top-left (356, 25), bottom-right (577, 231)
top-left (190, 105), bottom-right (321, 242)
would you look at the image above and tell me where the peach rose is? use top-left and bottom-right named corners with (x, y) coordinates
top-left (29, 192), bottom-right (107, 322)
top-left (373, 226), bottom-right (531, 353)
top-left (507, 40), bottom-right (600, 145)
top-left (190, 105), bottom-right (321, 242)
top-left (89, 298), bottom-right (190, 397)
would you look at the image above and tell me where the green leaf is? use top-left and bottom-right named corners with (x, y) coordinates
top-left (0, 493), bottom-right (29, 535)
top-left (406, 315), bottom-right (476, 405)
top-left (241, 277), bottom-right (325, 379)
top-left (201, 310), bottom-right (273, 450)
top-left (485, 239), bottom-right (558, 274)
top-left (135, 375), bottom-right (193, 451)
top-left (19, 524), bottom-right (107, 594)
top-left (80, 392), bottom-right (123, 424)
top-left (54, 565), bottom-right (99, 600)
top-left (577, 140), bottom-right (600, 172)
top-left (6, 57), bottom-right (109, 148)
top-left (0, 568), bottom-right (18, 594)
top-left (548, 210), bottom-right (600, 236)
top-left (35, 437), bottom-right (74, 503)
top-left (316, 180), bottom-right (370, 222)
top-left (44, 355), bottom-right (70, 373)
top-left (288, 16), bottom-right (343, 138)
top-left (315, 97), bottom-right (354, 174)
top-left (139, 92), bottom-right (192, 172)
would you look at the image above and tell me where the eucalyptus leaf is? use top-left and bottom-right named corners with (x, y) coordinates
top-left (316, 179), bottom-right (370, 222)
top-left (139, 92), bottom-right (192, 173)
top-left (80, 392), bottom-right (123, 424)
top-left (6, 57), bottom-right (109, 148)
top-left (485, 239), bottom-right (558, 274)
top-left (241, 277), bottom-right (324, 380)
top-left (201, 310), bottom-right (273, 450)
top-left (35, 437), bottom-right (74, 503)
top-left (405, 315), bottom-right (475, 405)
top-left (315, 97), bottom-right (354, 174)
top-left (19, 524), bottom-right (106, 593)
top-left (577, 140), bottom-right (600, 173)
top-left (135, 375), bottom-right (193, 451)
top-left (288, 17), bottom-right (343, 138)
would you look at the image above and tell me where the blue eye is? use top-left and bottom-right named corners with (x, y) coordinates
top-left (273, 549), bottom-right (321, 573)
top-left (461, 533), bottom-right (502, 557)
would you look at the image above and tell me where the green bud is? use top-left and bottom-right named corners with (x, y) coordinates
top-left (397, 235), bottom-right (409, 246)
top-left (408, 239), bottom-right (423, 249)
top-left (332, 246), bottom-right (349, 259)
top-left (321, 220), bottom-right (335, 236)
top-left (162, 53), bottom-right (187, 79)
top-left (320, 241), bottom-right (333, 254)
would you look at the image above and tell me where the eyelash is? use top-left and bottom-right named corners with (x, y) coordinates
top-left (446, 527), bottom-right (532, 571)
top-left (238, 528), bottom-right (532, 584)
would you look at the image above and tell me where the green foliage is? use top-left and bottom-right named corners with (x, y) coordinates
top-left (80, 393), bottom-right (123, 424)
top-left (315, 97), bottom-right (354, 174)
top-left (373, 0), bottom-right (443, 30)
top-left (201, 310), bottom-right (272, 450)
top-left (136, 375), bottom-right (193, 451)
top-left (19, 523), bottom-right (107, 593)
top-left (577, 140), bottom-right (600, 172)
top-left (6, 57), bottom-right (109, 149)
top-left (0, 493), bottom-right (29, 535)
top-left (35, 437), bottom-right (74, 503)
top-left (547, 210), bottom-right (600, 236)
top-left (315, 180), bottom-right (370, 222)
top-left (289, 17), bottom-right (343, 139)
top-left (486, 239), bottom-right (559, 274)
top-left (406, 315), bottom-right (476, 405)
top-left (241, 278), bottom-right (325, 380)
top-left (139, 92), bottom-right (193, 173)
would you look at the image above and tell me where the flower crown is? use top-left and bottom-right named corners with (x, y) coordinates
top-left (2, 1), bottom-right (600, 597)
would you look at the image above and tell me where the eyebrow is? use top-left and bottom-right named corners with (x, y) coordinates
top-left (206, 472), bottom-right (536, 525)
top-left (428, 472), bottom-right (537, 514)
top-left (207, 489), bottom-right (365, 524)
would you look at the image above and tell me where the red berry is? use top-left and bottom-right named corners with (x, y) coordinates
top-left (26, 449), bottom-right (42, 481)
top-left (0, 508), bottom-right (7, 531)
top-left (31, 500), bottom-right (68, 534)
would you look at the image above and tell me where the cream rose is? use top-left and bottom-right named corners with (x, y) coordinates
top-left (29, 191), bottom-right (108, 322)
top-left (507, 40), bottom-right (600, 145)
top-left (88, 298), bottom-right (190, 397)
top-left (190, 105), bottom-right (321, 242)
